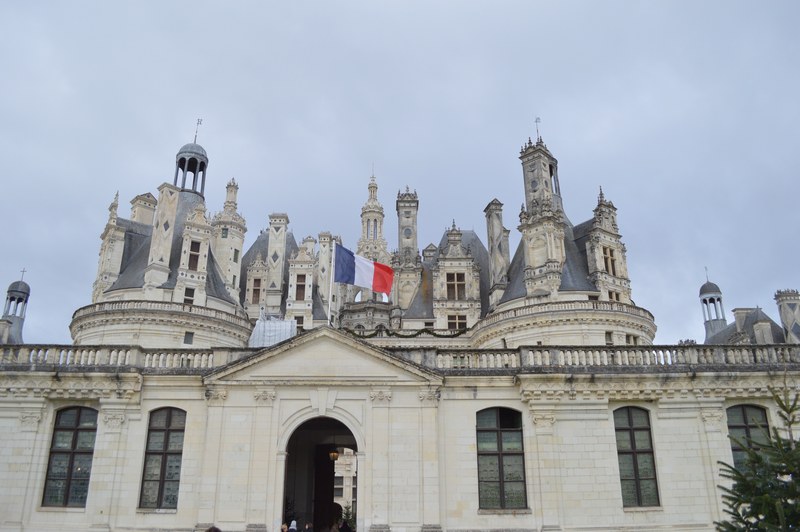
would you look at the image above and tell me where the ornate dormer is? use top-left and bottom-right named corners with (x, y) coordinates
top-left (245, 252), bottom-right (268, 319)
top-left (175, 203), bottom-right (212, 307)
top-left (394, 186), bottom-right (422, 309)
top-left (587, 187), bottom-right (631, 303)
top-left (286, 237), bottom-right (316, 331)
top-left (211, 178), bottom-right (247, 301)
top-left (93, 192), bottom-right (126, 301)
top-left (431, 222), bottom-right (481, 330)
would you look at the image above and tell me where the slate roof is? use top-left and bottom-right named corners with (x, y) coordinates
top-left (107, 191), bottom-right (236, 305)
top-left (238, 227), bottom-right (299, 313)
top-left (403, 229), bottom-right (491, 319)
top-left (705, 308), bottom-right (786, 345)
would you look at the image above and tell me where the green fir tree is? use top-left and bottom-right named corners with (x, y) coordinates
top-left (716, 385), bottom-right (800, 531)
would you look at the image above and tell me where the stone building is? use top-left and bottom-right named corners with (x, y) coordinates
top-left (0, 134), bottom-right (798, 532)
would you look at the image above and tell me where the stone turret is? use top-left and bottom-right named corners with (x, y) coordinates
top-left (211, 178), bottom-right (247, 301)
top-left (518, 137), bottom-right (566, 297)
top-left (264, 213), bottom-right (290, 315)
top-left (0, 279), bottom-right (30, 344)
top-left (395, 187), bottom-right (422, 309)
top-left (92, 193), bottom-right (126, 301)
top-left (700, 280), bottom-right (727, 341)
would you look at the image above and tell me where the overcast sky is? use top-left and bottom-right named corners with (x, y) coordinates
top-left (0, 1), bottom-right (797, 345)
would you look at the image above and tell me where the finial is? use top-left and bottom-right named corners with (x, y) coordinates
top-left (371, 161), bottom-right (375, 178)
top-left (451, 219), bottom-right (457, 230)
top-left (535, 116), bottom-right (542, 141)
top-left (705, 266), bottom-right (709, 282)
top-left (20, 268), bottom-right (27, 281)
top-left (598, 186), bottom-right (605, 202)
top-left (194, 118), bottom-right (203, 143)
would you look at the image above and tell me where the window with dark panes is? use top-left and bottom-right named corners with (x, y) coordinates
top-left (295, 274), bottom-right (306, 301)
top-left (726, 405), bottom-right (769, 469)
top-left (446, 272), bottom-right (466, 300)
top-left (188, 241), bottom-right (200, 271)
top-left (476, 407), bottom-right (527, 509)
top-left (447, 315), bottom-right (467, 330)
top-left (140, 408), bottom-right (186, 509)
top-left (614, 407), bottom-right (659, 507)
top-left (43, 406), bottom-right (98, 507)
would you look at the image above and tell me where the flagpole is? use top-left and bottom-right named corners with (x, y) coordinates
top-left (327, 240), bottom-right (336, 326)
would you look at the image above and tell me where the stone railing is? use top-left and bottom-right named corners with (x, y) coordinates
top-left (0, 345), bottom-right (223, 370)
top-left (3, 343), bottom-right (799, 373)
top-left (72, 300), bottom-right (250, 327)
top-left (472, 300), bottom-right (656, 332)
top-left (435, 344), bottom-right (800, 370)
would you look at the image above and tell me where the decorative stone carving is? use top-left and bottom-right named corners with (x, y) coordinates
top-left (254, 389), bottom-right (276, 404)
top-left (204, 388), bottom-right (228, 403)
top-left (102, 412), bottom-right (126, 431)
top-left (0, 375), bottom-right (141, 400)
top-left (19, 411), bottom-right (42, 432)
top-left (419, 388), bottom-right (441, 404)
top-left (531, 412), bottom-right (556, 427)
top-left (370, 389), bottom-right (392, 403)
top-left (701, 409), bottom-right (724, 432)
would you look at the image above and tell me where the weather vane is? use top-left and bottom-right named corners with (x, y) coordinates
top-left (535, 117), bottom-right (542, 140)
top-left (194, 118), bottom-right (203, 143)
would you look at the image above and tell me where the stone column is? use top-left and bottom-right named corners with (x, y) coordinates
top-left (87, 408), bottom-right (131, 532)
top-left (419, 388), bottom-right (442, 532)
top-left (530, 409), bottom-right (563, 532)
top-left (369, 388), bottom-right (392, 532)
top-left (246, 389), bottom-right (276, 532)
top-left (3, 406), bottom-right (44, 530)
top-left (196, 389), bottom-right (228, 528)
top-left (699, 404), bottom-right (729, 523)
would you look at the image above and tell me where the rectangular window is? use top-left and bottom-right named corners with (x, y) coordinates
top-left (334, 487), bottom-right (344, 498)
top-left (476, 408), bottom-right (527, 509)
top-left (183, 332), bottom-right (194, 345)
top-left (140, 408), bottom-right (185, 509)
top-left (603, 247), bottom-right (617, 276)
top-left (625, 334), bottom-right (638, 346)
top-left (424, 321), bottom-right (435, 329)
top-left (296, 274), bottom-right (306, 301)
top-left (446, 272), bottom-right (466, 300)
top-left (183, 287), bottom-right (195, 305)
top-left (188, 241), bottom-right (200, 271)
top-left (608, 290), bottom-right (620, 302)
top-left (295, 316), bottom-right (304, 332)
top-left (221, 228), bottom-right (228, 238)
top-left (605, 331), bottom-right (614, 346)
top-left (614, 407), bottom-right (659, 507)
top-left (447, 314), bottom-right (467, 330)
top-left (233, 249), bottom-right (239, 263)
top-left (43, 407), bottom-right (98, 507)
top-left (726, 405), bottom-right (769, 469)
top-left (252, 278), bottom-right (261, 304)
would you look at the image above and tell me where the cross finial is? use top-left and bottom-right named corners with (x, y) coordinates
top-left (20, 268), bottom-right (27, 281)
top-left (535, 116), bottom-right (542, 141)
top-left (194, 118), bottom-right (203, 143)
top-left (705, 266), bottom-right (709, 282)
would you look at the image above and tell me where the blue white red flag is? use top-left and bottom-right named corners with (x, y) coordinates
top-left (333, 245), bottom-right (394, 294)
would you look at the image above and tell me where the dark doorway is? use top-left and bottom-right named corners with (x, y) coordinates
top-left (284, 417), bottom-right (357, 530)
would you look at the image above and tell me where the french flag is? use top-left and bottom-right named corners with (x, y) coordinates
top-left (333, 244), bottom-right (394, 295)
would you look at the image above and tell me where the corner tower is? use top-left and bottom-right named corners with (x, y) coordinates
top-left (700, 280), bottom-right (727, 340)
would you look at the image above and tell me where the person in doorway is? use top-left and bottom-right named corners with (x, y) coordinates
top-left (289, 521), bottom-right (298, 531)
top-left (338, 518), bottom-right (352, 532)
top-left (281, 524), bottom-right (288, 532)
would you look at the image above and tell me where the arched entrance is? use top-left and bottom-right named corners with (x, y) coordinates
top-left (284, 417), bottom-right (358, 530)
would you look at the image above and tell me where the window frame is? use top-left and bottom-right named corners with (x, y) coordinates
top-left (188, 241), bottom-right (201, 271)
top-left (446, 272), bottom-right (466, 300)
top-left (42, 406), bottom-right (98, 508)
top-left (726, 404), bottom-right (770, 469)
top-left (613, 406), bottom-right (660, 508)
top-left (476, 407), bottom-right (528, 510)
top-left (447, 314), bottom-right (467, 330)
top-left (139, 407), bottom-right (186, 509)
top-left (295, 274), bottom-right (306, 301)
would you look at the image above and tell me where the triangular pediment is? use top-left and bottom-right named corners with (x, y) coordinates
top-left (206, 327), bottom-right (441, 385)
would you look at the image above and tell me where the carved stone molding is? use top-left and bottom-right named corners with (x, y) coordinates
top-left (419, 388), bottom-right (441, 405)
top-left (370, 389), bottom-right (392, 403)
top-left (19, 410), bottom-right (42, 432)
top-left (245, 525), bottom-right (268, 532)
top-left (0, 375), bottom-right (141, 401)
top-left (700, 409), bottom-right (724, 432)
top-left (254, 389), bottom-right (276, 405)
top-left (102, 411), bottom-right (126, 431)
top-left (204, 388), bottom-right (228, 403)
top-left (531, 411), bottom-right (556, 434)
top-left (369, 526), bottom-right (391, 532)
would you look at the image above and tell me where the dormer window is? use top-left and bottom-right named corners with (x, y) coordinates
top-left (188, 241), bottom-right (200, 271)
top-left (603, 247), bottom-right (617, 276)
top-left (446, 273), bottom-right (466, 300)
